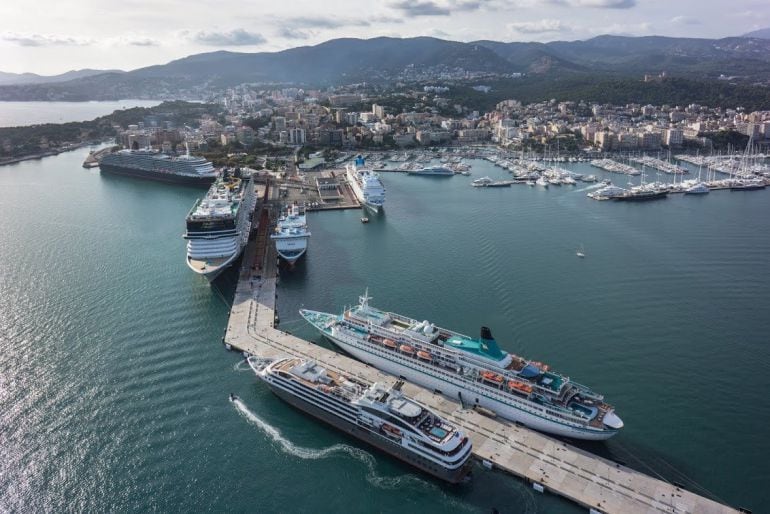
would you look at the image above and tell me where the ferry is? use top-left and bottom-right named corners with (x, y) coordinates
top-left (248, 356), bottom-right (473, 483)
top-left (301, 292), bottom-right (623, 441)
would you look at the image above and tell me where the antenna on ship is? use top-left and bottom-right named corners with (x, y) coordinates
top-left (359, 288), bottom-right (371, 310)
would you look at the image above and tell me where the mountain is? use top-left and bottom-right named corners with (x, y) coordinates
top-left (2, 35), bottom-right (770, 101)
top-left (742, 28), bottom-right (770, 39)
top-left (0, 69), bottom-right (124, 86)
top-left (475, 35), bottom-right (770, 77)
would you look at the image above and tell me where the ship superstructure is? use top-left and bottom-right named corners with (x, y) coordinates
top-left (248, 356), bottom-right (473, 483)
top-left (301, 292), bottom-right (623, 441)
top-left (183, 172), bottom-right (256, 281)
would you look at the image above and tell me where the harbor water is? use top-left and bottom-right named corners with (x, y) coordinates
top-left (0, 100), bottom-right (162, 127)
top-left (1, 149), bottom-right (769, 513)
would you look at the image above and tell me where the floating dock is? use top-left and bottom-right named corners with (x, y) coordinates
top-left (224, 191), bottom-right (739, 514)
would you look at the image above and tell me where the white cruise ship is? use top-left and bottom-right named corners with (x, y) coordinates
top-left (271, 203), bottom-right (310, 265)
top-left (248, 356), bottom-right (473, 483)
top-left (183, 172), bottom-right (257, 281)
top-left (301, 291), bottom-right (623, 441)
top-left (346, 156), bottom-right (385, 214)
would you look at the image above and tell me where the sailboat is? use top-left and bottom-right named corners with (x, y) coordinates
top-left (576, 244), bottom-right (585, 258)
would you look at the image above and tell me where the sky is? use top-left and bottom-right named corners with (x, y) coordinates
top-left (1, 0), bottom-right (768, 75)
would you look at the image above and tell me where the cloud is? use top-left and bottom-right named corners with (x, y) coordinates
top-left (549, 0), bottom-right (636, 8)
top-left (281, 16), bottom-right (368, 29)
top-left (670, 16), bottom-right (700, 25)
top-left (1, 32), bottom-right (92, 47)
top-left (591, 21), bottom-right (651, 35)
top-left (276, 27), bottom-right (312, 40)
top-left (125, 37), bottom-right (160, 47)
top-left (389, 0), bottom-right (494, 16)
top-left (390, 1), bottom-right (451, 16)
top-left (508, 19), bottom-right (572, 34)
top-left (191, 29), bottom-right (265, 46)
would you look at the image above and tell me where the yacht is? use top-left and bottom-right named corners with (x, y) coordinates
top-left (408, 166), bottom-right (454, 177)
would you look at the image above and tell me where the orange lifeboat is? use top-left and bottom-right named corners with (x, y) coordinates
top-left (399, 344), bottom-right (415, 355)
top-left (507, 380), bottom-right (533, 394)
top-left (481, 370), bottom-right (504, 383)
top-left (416, 350), bottom-right (432, 361)
top-left (382, 338), bottom-right (397, 349)
top-left (382, 424), bottom-right (402, 436)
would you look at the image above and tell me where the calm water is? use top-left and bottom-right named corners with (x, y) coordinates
top-left (1, 151), bottom-right (768, 513)
top-left (0, 100), bottom-right (162, 127)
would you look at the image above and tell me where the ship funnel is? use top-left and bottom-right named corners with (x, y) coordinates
top-left (479, 326), bottom-right (505, 360)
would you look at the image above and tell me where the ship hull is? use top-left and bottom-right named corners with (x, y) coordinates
top-left (321, 332), bottom-right (617, 441)
top-left (100, 163), bottom-right (216, 187)
top-left (186, 249), bottom-right (242, 282)
top-left (274, 239), bottom-right (308, 264)
top-left (265, 380), bottom-right (471, 483)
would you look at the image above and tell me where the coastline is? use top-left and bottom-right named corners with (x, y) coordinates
top-left (0, 142), bottom-right (93, 167)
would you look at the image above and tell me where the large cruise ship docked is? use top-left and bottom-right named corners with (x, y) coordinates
top-left (183, 171), bottom-right (257, 281)
top-left (100, 147), bottom-right (217, 186)
top-left (407, 165), bottom-right (454, 177)
top-left (271, 203), bottom-right (310, 265)
top-left (346, 156), bottom-right (385, 214)
top-left (301, 292), bottom-right (623, 441)
top-left (247, 356), bottom-right (473, 483)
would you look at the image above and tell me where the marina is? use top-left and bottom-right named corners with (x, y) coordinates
top-left (221, 180), bottom-right (740, 513)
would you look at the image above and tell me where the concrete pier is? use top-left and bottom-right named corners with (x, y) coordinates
top-left (224, 194), bottom-right (739, 514)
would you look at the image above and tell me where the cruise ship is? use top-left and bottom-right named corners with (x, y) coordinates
top-left (100, 147), bottom-right (217, 186)
top-left (408, 165), bottom-right (454, 177)
top-left (247, 356), bottom-right (473, 483)
top-left (346, 156), bottom-right (386, 214)
top-left (301, 292), bottom-right (623, 441)
top-left (183, 171), bottom-right (256, 281)
top-left (271, 203), bottom-right (310, 265)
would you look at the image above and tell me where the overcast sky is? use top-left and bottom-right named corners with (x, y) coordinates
top-left (1, 0), bottom-right (768, 75)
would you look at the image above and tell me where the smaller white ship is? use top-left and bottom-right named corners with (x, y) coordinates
top-left (271, 203), bottom-right (310, 265)
top-left (346, 156), bottom-right (386, 214)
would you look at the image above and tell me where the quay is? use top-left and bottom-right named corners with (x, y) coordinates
top-left (224, 187), bottom-right (740, 514)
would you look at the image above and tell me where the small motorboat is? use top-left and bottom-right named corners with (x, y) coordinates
top-left (229, 393), bottom-right (239, 402)
top-left (361, 217), bottom-right (369, 223)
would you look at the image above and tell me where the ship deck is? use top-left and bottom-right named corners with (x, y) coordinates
top-left (223, 193), bottom-right (739, 514)
top-left (188, 256), bottom-right (229, 272)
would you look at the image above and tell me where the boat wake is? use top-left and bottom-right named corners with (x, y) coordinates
top-left (231, 397), bottom-right (476, 510)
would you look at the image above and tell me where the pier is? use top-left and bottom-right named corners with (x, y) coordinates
top-left (224, 189), bottom-right (739, 514)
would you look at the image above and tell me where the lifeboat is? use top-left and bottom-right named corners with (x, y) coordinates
top-left (382, 424), bottom-right (402, 436)
top-left (507, 380), bottom-right (533, 394)
top-left (416, 350), bottom-right (432, 361)
top-left (399, 344), bottom-right (415, 355)
top-left (382, 338), bottom-right (397, 349)
top-left (481, 370), bottom-right (504, 383)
